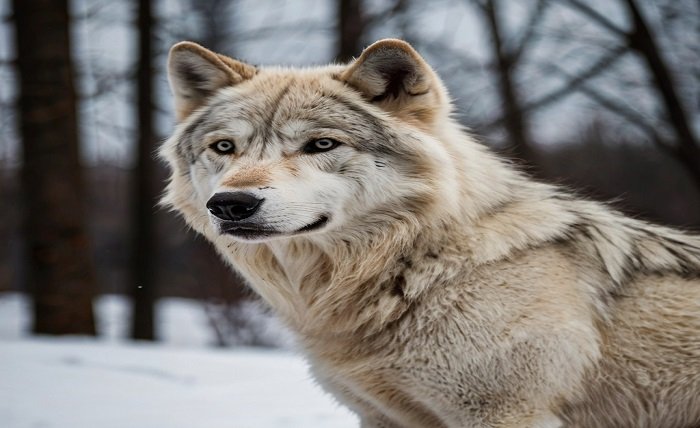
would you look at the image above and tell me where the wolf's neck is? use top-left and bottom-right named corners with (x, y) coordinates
top-left (264, 218), bottom-right (430, 336)
top-left (215, 207), bottom-right (472, 340)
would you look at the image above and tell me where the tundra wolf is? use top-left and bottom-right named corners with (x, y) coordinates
top-left (160, 39), bottom-right (700, 427)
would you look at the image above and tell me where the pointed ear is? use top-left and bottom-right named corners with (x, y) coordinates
top-left (339, 39), bottom-right (443, 124)
top-left (168, 42), bottom-right (256, 121)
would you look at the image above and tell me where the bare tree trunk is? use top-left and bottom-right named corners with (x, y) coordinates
top-left (337, 0), bottom-right (365, 63)
top-left (13, 0), bottom-right (97, 335)
top-left (481, 0), bottom-right (537, 167)
top-left (623, 0), bottom-right (700, 185)
top-left (130, 0), bottom-right (157, 341)
top-left (563, 0), bottom-right (700, 188)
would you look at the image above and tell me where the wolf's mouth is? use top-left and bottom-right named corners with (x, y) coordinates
top-left (295, 215), bottom-right (329, 233)
top-left (220, 215), bottom-right (330, 240)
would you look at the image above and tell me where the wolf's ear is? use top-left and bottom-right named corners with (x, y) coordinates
top-left (340, 39), bottom-right (443, 124)
top-left (168, 42), bottom-right (256, 121)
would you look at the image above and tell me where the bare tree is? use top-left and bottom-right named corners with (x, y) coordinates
top-left (130, 0), bottom-right (157, 340)
top-left (560, 0), bottom-right (700, 186)
top-left (13, 0), bottom-right (97, 335)
top-left (624, 0), bottom-right (700, 184)
top-left (337, 0), bottom-right (366, 62)
top-left (472, 0), bottom-right (547, 166)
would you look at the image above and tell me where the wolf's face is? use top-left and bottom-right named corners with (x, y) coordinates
top-left (161, 40), bottom-right (454, 243)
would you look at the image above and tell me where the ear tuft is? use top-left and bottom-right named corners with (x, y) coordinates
top-left (340, 39), bottom-right (432, 103)
top-left (168, 42), bottom-right (256, 121)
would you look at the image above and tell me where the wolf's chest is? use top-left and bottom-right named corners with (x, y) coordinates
top-left (309, 351), bottom-right (452, 427)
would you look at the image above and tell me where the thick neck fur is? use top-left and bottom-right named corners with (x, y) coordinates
top-left (229, 196), bottom-right (462, 340)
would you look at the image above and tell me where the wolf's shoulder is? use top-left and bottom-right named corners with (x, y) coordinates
top-left (468, 182), bottom-right (700, 288)
top-left (563, 196), bottom-right (700, 285)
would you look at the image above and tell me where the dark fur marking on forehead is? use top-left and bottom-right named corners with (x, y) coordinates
top-left (322, 91), bottom-right (430, 174)
top-left (261, 82), bottom-right (294, 144)
top-left (179, 113), bottom-right (211, 164)
top-left (323, 92), bottom-right (386, 137)
top-left (322, 92), bottom-right (404, 153)
top-left (268, 82), bottom-right (294, 120)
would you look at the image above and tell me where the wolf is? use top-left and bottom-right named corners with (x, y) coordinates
top-left (160, 38), bottom-right (700, 427)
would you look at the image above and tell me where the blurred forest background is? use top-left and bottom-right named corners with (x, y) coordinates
top-left (0, 0), bottom-right (698, 343)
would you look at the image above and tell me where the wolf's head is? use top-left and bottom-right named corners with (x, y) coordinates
top-left (161, 39), bottom-right (476, 244)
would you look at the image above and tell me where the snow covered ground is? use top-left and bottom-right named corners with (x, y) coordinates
top-left (0, 293), bottom-right (358, 428)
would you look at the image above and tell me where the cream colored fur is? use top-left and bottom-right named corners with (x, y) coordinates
top-left (161, 39), bottom-right (700, 427)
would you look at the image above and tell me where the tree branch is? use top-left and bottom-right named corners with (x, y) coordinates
top-left (509, 0), bottom-right (549, 65)
top-left (623, 0), bottom-right (698, 148)
top-left (479, 45), bottom-right (627, 131)
top-left (560, 0), bottom-right (629, 38)
top-left (549, 64), bottom-right (665, 143)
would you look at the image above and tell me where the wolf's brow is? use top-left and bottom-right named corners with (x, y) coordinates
top-left (324, 92), bottom-right (379, 126)
top-left (322, 92), bottom-right (404, 155)
top-left (260, 81), bottom-right (294, 145)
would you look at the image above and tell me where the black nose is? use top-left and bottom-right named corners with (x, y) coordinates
top-left (206, 192), bottom-right (264, 222)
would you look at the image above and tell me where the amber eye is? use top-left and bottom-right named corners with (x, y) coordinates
top-left (211, 139), bottom-right (235, 154)
top-left (304, 138), bottom-right (341, 154)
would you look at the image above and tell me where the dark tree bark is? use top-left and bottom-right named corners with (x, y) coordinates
top-left (563, 0), bottom-right (700, 189)
top-left (13, 0), bottom-right (97, 335)
top-left (130, 0), bottom-right (157, 341)
top-left (623, 0), bottom-right (700, 186)
top-left (337, 0), bottom-right (365, 63)
top-left (480, 0), bottom-right (537, 167)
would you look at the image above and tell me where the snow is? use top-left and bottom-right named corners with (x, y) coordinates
top-left (0, 293), bottom-right (358, 428)
top-left (0, 293), bottom-right (293, 348)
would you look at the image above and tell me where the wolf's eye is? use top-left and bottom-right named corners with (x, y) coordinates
top-left (211, 139), bottom-right (235, 154)
top-left (304, 138), bottom-right (341, 154)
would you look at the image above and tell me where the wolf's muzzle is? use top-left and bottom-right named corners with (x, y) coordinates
top-left (206, 192), bottom-right (264, 222)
